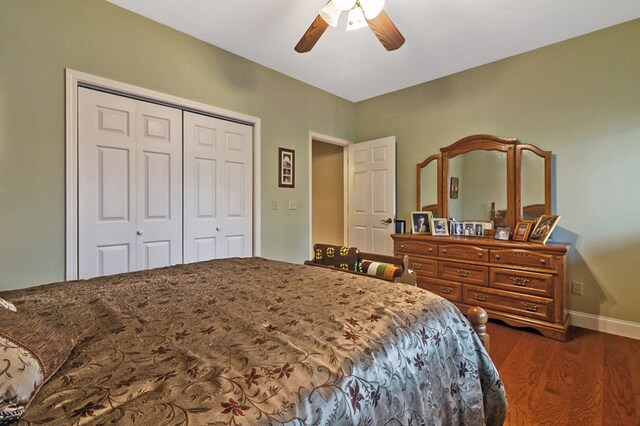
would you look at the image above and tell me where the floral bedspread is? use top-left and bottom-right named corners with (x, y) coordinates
top-left (5, 257), bottom-right (506, 425)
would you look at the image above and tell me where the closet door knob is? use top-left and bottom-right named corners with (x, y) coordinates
top-left (216, 226), bottom-right (221, 231)
top-left (136, 230), bottom-right (143, 236)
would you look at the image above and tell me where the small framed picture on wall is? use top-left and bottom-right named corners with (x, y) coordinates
top-left (278, 148), bottom-right (295, 188)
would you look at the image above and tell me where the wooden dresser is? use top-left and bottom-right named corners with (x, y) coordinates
top-left (392, 234), bottom-right (570, 341)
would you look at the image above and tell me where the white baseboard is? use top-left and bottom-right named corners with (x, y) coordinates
top-left (569, 310), bottom-right (640, 340)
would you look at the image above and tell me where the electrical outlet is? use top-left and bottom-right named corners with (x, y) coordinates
top-left (288, 200), bottom-right (297, 210)
top-left (272, 200), bottom-right (278, 210)
top-left (571, 281), bottom-right (584, 296)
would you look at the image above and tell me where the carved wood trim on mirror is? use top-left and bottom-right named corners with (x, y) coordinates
top-left (417, 134), bottom-right (553, 229)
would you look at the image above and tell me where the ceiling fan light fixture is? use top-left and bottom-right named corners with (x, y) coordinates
top-left (360, 0), bottom-right (385, 19)
top-left (332, 0), bottom-right (357, 12)
top-left (319, 2), bottom-right (342, 27)
top-left (346, 6), bottom-right (367, 31)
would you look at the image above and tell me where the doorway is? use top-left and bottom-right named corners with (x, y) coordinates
top-left (311, 140), bottom-right (345, 247)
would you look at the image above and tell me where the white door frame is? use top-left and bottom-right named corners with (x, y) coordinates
top-left (65, 69), bottom-right (262, 280)
top-left (307, 131), bottom-right (351, 259)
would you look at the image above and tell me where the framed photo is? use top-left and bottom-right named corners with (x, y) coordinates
top-left (529, 215), bottom-right (561, 244)
top-left (495, 226), bottom-right (511, 241)
top-left (430, 218), bottom-right (449, 236)
top-left (450, 177), bottom-right (459, 199)
top-left (513, 221), bottom-right (534, 242)
top-left (395, 219), bottom-right (406, 234)
top-left (411, 211), bottom-right (433, 234)
top-left (278, 148), bottom-right (295, 188)
top-left (452, 221), bottom-right (464, 236)
top-left (463, 222), bottom-right (475, 236)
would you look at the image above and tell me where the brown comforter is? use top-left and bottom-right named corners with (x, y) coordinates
top-left (5, 257), bottom-right (506, 425)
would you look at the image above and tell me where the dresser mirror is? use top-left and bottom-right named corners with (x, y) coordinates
top-left (416, 134), bottom-right (551, 229)
top-left (447, 150), bottom-right (509, 223)
top-left (516, 144), bottom-right (552, 221)
top-left (417, 154), bottom-right (441, 216)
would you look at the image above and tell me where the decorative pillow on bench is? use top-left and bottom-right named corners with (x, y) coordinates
top-left (359, 260), bottom-right (402, 281)
top-left (313, 244), bottom-right (359, 271)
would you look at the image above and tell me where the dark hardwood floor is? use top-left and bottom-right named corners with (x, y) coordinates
top-left (487, 321), bottom-right (640, 425)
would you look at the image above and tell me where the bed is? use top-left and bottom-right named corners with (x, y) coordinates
top-left (1, 257), bottom-right (507, 425)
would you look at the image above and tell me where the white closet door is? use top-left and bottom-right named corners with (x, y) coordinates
top-left (183, 112), bottom-right (253, 262)
top-left (78, 88), bottom-right (182, 279)
top-left (135, 101), bottom-right (183, 270)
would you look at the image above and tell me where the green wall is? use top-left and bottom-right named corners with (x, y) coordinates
top-left (355, 19), bottom-right (640, 323)
top-left (2, 1), bottom-right (639, 325)
top-left (0, 0), bottom-right (354, 290)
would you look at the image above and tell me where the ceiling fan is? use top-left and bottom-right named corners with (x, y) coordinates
top-left (295, 0), bottom-right (405, 53)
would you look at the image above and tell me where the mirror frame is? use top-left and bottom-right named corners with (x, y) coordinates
top-left (416, 134), bottom-right (552, 232)
top-left (515, 143), bottom-right (552, 222)
top-left (416, 153), bottom-right (442, 216)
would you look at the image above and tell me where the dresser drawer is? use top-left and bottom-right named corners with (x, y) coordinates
top-left (490, 249), bottom-right (556, 270)
top-left (463, 285), bottom-right (554, 322)
top-left (417, 277), bottom-right (462, 302)
top-left (407, 256), bottom-right (438, 277)
top-left (395, 240), bottom-right (438, 256)
top-left (490, 268), bottom-right (554, 297)
top-left (439, 244), bottom-right (489, 262)
top-left (439, 261), bottom-right (489, 286)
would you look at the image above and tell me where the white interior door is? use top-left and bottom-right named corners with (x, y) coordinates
top-left (183, 111), bottom-right (253, 262)
top-left (347, 137), bottom-right (396, 254)
top-left (78, 88), bottom-right (182, 279)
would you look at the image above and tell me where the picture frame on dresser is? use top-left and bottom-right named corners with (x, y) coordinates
top-left (495, 227), bottom-right (511, 240)
top-left (411, 211), bottom-right (432, 234)
top-left (513, 221), bottom-right (534, 241)
top-left (453, 221), bottom-right (464, 236)
top-left (430, 218), bottom-right (449, 236)
top-left (529, 215), bottom-right (561, 244)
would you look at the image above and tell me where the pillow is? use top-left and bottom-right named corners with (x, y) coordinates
top-left (0, 297), bottom-right (16, 312)
top-left (359, 260), bottom-right (401, 281)
top-left (313, 244), bottom-right (359, 271)
top-left (0, 308), bottom-right (75, 423)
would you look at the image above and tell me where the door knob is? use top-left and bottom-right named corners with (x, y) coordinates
top-left (136, 230), bottom-right (143, 236)
top-left (216, 226), bottom-right (221, 231)
top-left (380, 218), bottom-right (393, 225)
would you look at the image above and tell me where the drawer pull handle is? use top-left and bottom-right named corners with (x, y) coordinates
top-left (522, 302), bottom-right (539, 312)
top-left (439, 287), bottom-right (453, 294)
top-left (456, 269), bottom-right (470, 277)
top-left (428, 248), bottom-right (433, 252)
top-left (495, 254), bottom-right (501, 260)
top-left (400, 245), bottom-right (405, 249)
top-left (442, 249), bottom-right (448, 254)
top-left (473, 293), bottom-right (487, 302)
top-left (478, 253), bottom-right (483, 258)
top-left (510, 277), bottom-right (530, 286)
top-left (540, 259), bottom-right (546, 265)
top-left (411, 263), bottom-right (422, 270)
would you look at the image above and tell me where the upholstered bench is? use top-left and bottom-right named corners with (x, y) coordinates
top-left (304, 243), bottom-right (417, 286)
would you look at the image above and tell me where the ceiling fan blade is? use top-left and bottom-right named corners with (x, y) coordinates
top-left (295, 14), bottom-right (330, 53)
top-left (366, 10), bottom-right (405, 51)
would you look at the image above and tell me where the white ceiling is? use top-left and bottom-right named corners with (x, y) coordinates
top-left (106, 0), bottom-right (640, 102)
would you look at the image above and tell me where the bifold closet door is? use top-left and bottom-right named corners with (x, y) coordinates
top-left (78, 88), bottom-right (182, 279)
top-left (183, 111), bottom-right (253, 262)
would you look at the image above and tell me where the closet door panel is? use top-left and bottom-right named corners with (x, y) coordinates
top-left (78, 88), bottom-right (137, 279)
top-left (135, 101), bottom-right (183, 270)
top-left (184, 112), bottom-right (253, 262)
top-left (183, 112), bottom-right (223, 262)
